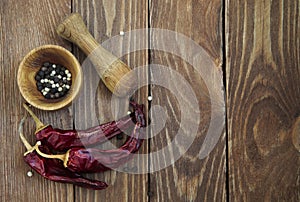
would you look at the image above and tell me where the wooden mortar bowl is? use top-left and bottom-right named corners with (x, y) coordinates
top-left (17, 45), bottom-right (82, 111)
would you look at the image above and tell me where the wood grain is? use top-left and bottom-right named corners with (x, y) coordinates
top-left (149, 0), bottom-right (226, 201)
top-left (72, 0), bottom-right (149, 201)
top-left (226, 0), bottom-right (300, 201)
top-left (0, 0), bottom-right (74, 201)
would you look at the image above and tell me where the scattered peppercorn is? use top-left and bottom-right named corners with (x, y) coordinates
top-left (35, 62), bottom-right (72, 99)
top-left (116, 134), bottom-right (124, 140)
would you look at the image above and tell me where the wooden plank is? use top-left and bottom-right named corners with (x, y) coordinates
top-left (226, 0), bottom-right (300, 201)
top-left (0, 0), bottom-right (74, 201)
top-left (72, 0), bottom-right (149, 201)
top-left (149, 0), bottom-right (226, 201)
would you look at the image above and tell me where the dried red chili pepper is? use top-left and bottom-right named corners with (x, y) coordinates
top-left (19, 121), bottom-right (108, 190)
top-left (23, 102), bottom-right (143, 151)
top-left (33, 117), bottom-right (145, 173)
top-left (20, 102), bottom-right (145, 189)
top-left (23, 103), bottom-right (145, 173)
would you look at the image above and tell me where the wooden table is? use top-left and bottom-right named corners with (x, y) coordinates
top-left (1, 0), bottom-right (299, 201)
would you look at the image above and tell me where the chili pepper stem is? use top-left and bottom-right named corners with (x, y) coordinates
top-left (19, 117), bottom-right (69, 163)
top-left (35, 145), bottom-right (69, 167)
top-left (19, 134), bottom-right (70, 167)
top-left (23, 103), bottom-right (48, 133)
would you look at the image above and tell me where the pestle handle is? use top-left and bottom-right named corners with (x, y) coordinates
top-left (56, 13), bottom-right (135, 97)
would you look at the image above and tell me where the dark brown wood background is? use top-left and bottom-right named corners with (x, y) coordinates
top-left (0, 0), bottom-right (299, 201)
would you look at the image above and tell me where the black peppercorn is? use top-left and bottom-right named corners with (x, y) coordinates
top-left (37, 85), bottom-right (43, 91)
top-left (45, 93), bottom-right (51, 99)
top-left (35, 62), bottom-right (72, 99)
top-left (38, 71), bottom-right (44, 77)
top-left (50, 88), bottom-right (57, 94)
top-left (116, 134), bottom-right (123, 140)
top-left (54, 77), bottom-right (59, 83)
top-left (35, 75), bottom-right (41, 81)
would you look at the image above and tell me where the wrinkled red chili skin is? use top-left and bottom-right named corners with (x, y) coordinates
top-left (36, 114), bottom-right (134, 151)
top-left (35, 102), bottom-right (144, 151)
top-left (66, 103), bottom-right (146, 173)
top-left (67, 125), bottom-right (145, 173)
top-left (24, 146), bottom-right (108, 190)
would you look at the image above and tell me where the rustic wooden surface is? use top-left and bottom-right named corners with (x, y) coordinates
top-left (0, 0), bottom-right (74, 201)
top-left (149, 0), bottom-right (226, 201)
top-left (226, 0), bottom-right (300, 201)
top-left (0, 0), bottom-right (299, 202)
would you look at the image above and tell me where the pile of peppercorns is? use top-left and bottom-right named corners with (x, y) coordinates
top-left (35, 62), bottom-right (72, 99)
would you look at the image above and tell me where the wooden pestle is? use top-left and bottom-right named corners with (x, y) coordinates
top-left (56, 13), bottom-right (135, 97)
